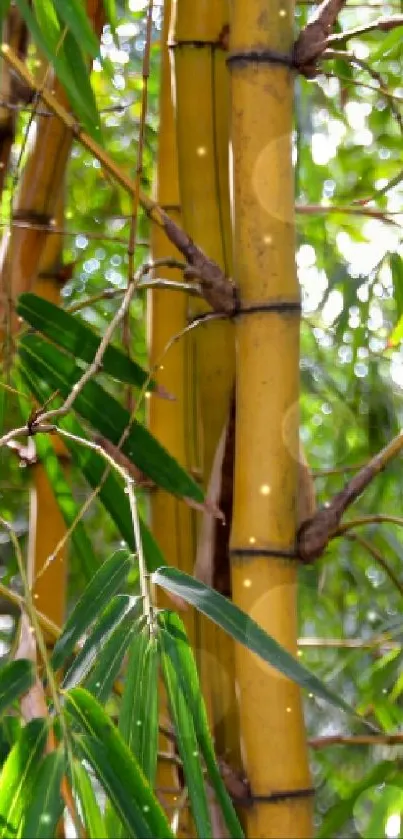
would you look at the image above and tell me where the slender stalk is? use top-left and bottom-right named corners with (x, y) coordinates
top-left (229, 0), bottom-right (313, 835)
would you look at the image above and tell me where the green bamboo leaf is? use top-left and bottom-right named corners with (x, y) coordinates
top-left (119, 631), bottom-right (159, 786)
top-left (16, 0), bottom-right (101, 141)
top-left (20, 750), bottom-right (65, 838)
top-left (66, 688), bottom-right (174, 839)
top-left (63, 595), bottom-right (136, 690)
top-left (153, 568), bottom-right (364, 717)
top-left (53, 0), bottom-right (99, 57)
top-left (0, 660), bottom-right (35, 716)
top-left (159, 612), bottom-right (244, 839)
top-left (0, 1), bottom-right (12, 28)
top-left (0, 718), bottom-right (48, 838)
top-left (19, 361), bottom-right (165, 573)
top-left (102, 0), bottom-right (117, 36)
top-left (32, 430), bottom-right (99, 581)
top-left (51, 549), bottom-right (132, 671)
top-left (83, 607), bottom-right (141, 703)
top-left (317, 760), bottom-right (398, 838)
top-left (388, 254), bottom-right (403, 346)
top-left (60, 30), bottom-right (101, 137)
top-left (160, 630), bottom-right (212, 838)
top-left (19, 335), bottom-right (203, 503)
top-left (73, 759), bottom-right (108, 839)
top-left (17, 293), bottom-right (157, 391)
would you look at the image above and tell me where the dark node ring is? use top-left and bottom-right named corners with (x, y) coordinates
top-left (235, 301), bottom-right (302, 316)
top-left (230, 547), bottom-right (299, 560)
top-left (227, 49), bottom-right (295, 69)
top-left (238, 787), bottom-right (316, 806)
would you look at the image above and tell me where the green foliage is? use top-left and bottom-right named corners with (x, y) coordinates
top-left (0, 0), bottom-right (402, 836)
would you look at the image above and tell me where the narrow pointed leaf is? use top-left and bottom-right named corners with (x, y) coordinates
top-left (73, 760), bottom-right (107, 839)
top-left (33, 430), bottom-right (99, 581)
top-left (102, 0), bottom-right (117, 35)
top-left (154, 568), bottom-right (363, 717)
top-left (20, 750), bottom-right (65, 838)
top-left (84, 608), bottom-right (140, 703)
top-left (0, 1), bottom-right (12, 27)
top-left (17, 293), bottom-right (157, 390)
top-left (53, 0), bottom-right (99, 57)
top-left (160, 632), bottom-right (212, 838)
top-left (0, 660), bottom-right (35, 716)
top-left (63, 595), bottom-right (136, 690)
top-left (19, 363), bottom-right (165, 572)
top-left (51, 549), bottom-right (132, 671)
top-left (0, 718), bottom-right (48, 838)
top-left (119, 632), bottom-right (159, 786)
top-left (20, 335), bottom-right (203, 502)
top-left (159, 612), bottom-right (244, 839)
top-left (66, 688), bottom-right (174, 838)
top-left (15, 0), bottom-right (101, 140)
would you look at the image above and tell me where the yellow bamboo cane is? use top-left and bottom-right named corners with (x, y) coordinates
top-left (171, 0), bottom-right (241, 777)
top-left (148, 2), bottom-right (196, 832)
top-left (229, 1), bottom-right (313, 837)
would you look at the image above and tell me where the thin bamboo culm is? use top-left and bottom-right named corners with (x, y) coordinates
top-left (171, 0), bottom-right (241, 776)
top-left (148, 1), bottom-right (196, 833)
top-left (229, 1), bottom-right (313, 837)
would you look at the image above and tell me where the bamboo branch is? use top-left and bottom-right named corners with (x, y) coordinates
top-left (297, 430), bottom-right (403, 562)
top-left (293, 0), bottom-right (348, 74)
top-left (327, 14), bottom-right (403, 44)
top-left (0, 45), bottom-right (236, 315)
top-left (309, 733), bottom-right (403, 748)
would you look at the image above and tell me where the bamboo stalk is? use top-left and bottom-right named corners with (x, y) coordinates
top-left (228, 1), bottom-right (313, 836)
top-left (148, 2), bottom-right (196, 832)
top-left (171, 0), bottom-right (241, 777)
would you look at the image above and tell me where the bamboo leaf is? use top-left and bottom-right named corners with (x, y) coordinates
top-left (159, 612), bottom-right (244, 839)
top-left (51, 549), bottom-right (132, 671)
top-left (19, 335), bottom-right (203, 503)
top-left (53, 0), bottom-right (99, 57)
top-left (66, 688), bottom-right (174, 839)
top-left (160, 630), bottom-right (212, 838)
top-left (154, 568), bottom-right (363, 717)
top-left (32, 430), bottom-right (99, 581)
top-left (0, 660), bottom-right (35, 716)
top-left (73, 759), bottom-right (108, 839)
top-left (83, 607), bottom-right (141, 703)
top-left (119, 631), bottom-right (159, 786)
top-left (0, 1), bottom-right (12, 28)
top-left (20, 749), bottom-right (65, 838)
top-left (317, 760), bottom-right (398, 838)
top-left (20, 362), bottom-right (165, 572)
top-left (63, 595), bottom-right (136, 690)
top-left (17, 293), bottom-right (156, 391)
top-left (0, 718), bottom-right (48, 838)
top-left (60, 30), bottom-right (101, 137)
top-left (102, 0), bottom-right (117, 35)
top-left (15, 0), bottom-right (101, 140)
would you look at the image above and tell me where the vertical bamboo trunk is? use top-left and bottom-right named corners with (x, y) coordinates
top-left (148, 2), bottom-right (196, 832)
top-left (0, 6), bottom-right (28, 196)
top-left (229, 2), bottom-right (313, 838)
top-left (27, 198), bottom-right (69, 633)
top-left (171, 0), bottom-right (241, 773)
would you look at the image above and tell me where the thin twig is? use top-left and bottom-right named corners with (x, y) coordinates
top-left (327, 14), bottom-right (403, 44)
top-left (347, 532), bottom-right (403, 597)
top-left (309, 732), bottom-right (403, 748)
top-left (336, 514), bottom-right (403, 536)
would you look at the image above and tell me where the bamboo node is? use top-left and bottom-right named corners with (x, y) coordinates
top-left (227, 49), bottom-right (294, 69)
top-left (237, 786), bottom-right (316, 807)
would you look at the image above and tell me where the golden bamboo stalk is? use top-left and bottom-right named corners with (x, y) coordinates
top-left (229, 0), bottom-right (313, 835)
top-left (148, 2), bottom-right (196, 832)
top-left (170, 0), bottom-right (241, 775)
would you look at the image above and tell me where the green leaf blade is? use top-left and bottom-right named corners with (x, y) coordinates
top-left (51, 549), bottom-right (132, 671)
